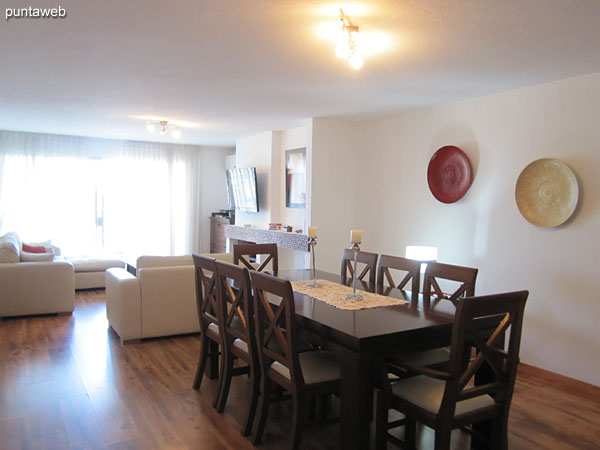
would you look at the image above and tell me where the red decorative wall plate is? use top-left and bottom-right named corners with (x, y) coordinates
top-left (427, 146), bottom-right (472, 204)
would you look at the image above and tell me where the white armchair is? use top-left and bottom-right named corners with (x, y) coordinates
top-left (105, 253), bottom-right (236, 343)
top-left (106, 255), bottom-right (198, 343)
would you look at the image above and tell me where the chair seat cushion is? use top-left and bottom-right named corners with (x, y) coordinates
top-left (208, 316), bottom-right (245, 336)
top-left (233, 338), bottom-right (249, 353)
top-left (271, 350), bottom-right (340, 385)
top-left (208, 322), bottom-right (219, 335)
top-left (391, 375), bottom-right (495, 417)
top-left (398, 348), bottom-right (450, 367)
top-left (233, 334), bottom-right (313, 355)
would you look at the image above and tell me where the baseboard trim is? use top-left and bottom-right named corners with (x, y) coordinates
top-left (518, 363), bottom-right (600, 397)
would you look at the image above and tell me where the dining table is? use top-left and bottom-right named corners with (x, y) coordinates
top-left (274, 268), bottom-right (499, 450)
top-left (204, 267), bottom-right (498, 449)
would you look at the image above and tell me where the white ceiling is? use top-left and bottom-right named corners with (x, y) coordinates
top-left (1, 0), bottom-right (599, 146)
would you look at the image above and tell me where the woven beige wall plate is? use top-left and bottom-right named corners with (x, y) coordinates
top-left (515, 158), bottom-right (579, 228)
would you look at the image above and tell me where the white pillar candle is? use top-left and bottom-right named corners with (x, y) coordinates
top-left (351, 229), bottom-right (362, 244)
top-left (308, 226), bottom-right (318, 238)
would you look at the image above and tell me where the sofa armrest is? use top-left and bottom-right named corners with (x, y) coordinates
top-left (105, 267), bottom-right (142, 342)
top-left (0, 261), bottom-right (75, 317)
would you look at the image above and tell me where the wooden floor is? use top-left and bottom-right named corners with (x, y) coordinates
top-left (0, 290), bottom-right (598, 450)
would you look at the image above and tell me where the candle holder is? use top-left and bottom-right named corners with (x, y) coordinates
top-left (306, 237), bottom-right (323, 288)
top-left (345, 242), bottom-right (363, 300)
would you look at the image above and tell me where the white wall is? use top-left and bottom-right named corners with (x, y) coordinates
top-left (235, 132), bottom-right (275, 228)
top-left (347, 73), bottom-right (600, 386)
top-left (234, 125), bottom-right (310, 269)
top-left (225, 154), bottom-right (236, 170)
top-left (310, 117), bottom-right (362, 274)
top-left (198, 146), bottom-right (236, 252)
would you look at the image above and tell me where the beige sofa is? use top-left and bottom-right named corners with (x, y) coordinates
top-left (105, 253), bottom-right (234, 343)
top-left (0, 232), bottom-right (75, 318)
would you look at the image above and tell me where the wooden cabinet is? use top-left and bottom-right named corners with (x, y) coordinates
top-left (210, 216), bottom-right (233, 253)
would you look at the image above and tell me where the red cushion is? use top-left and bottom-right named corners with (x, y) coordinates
top-left (22, 243), bottom-right (46, 253)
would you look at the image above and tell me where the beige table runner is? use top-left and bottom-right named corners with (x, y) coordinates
top-left (291, 279), bottom-right (408, 311)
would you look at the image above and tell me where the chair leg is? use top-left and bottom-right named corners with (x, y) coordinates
top-left (290, 393), bottom-right (305, 450)
top-left (242, 362), bottom-right (260, 436)
top-left (491, 414), bottom-right (509, 450)
top-left (215, 348), bottom-right (234, 412)
top-left (405, 418), bottom-right (416, 449)
top-left (375, 389), bottom-right (388, 450)
top-left (193, 334), bottom-right (209, 390)
top-left (316, 394), bottom-right (328, 422)
top-left (252, 378), bottom-right (272, 445)
top-left (212, 341), bottom-right (227, 409)
top-left (434, 426), bottom-right (452, 450)
top-left (308, 395), bottom-right (317, 421)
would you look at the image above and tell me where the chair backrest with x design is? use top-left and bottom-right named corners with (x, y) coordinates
top-left (214, 259), bottom-right (254, 351)
top-left (250, 270), bottom-right (303, 390)
top-left (376, 254), bottom-right (422, 297)
top-left (440, 290), bottom-right (528, 423)
top-left (234, 243), bottom-right (279, 275)
top-left (423, 261), bottom-right (478, 310)
top-left (192, 254), bottom-right (220, 333)
top-left (341, 249), bottom-right (378, 286)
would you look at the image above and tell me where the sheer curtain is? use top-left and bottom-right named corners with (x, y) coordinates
top-left (0, 130), bottom-right (202, 257)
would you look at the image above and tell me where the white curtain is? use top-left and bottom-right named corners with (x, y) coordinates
top-left (0, 130), bottom-right (203, 257)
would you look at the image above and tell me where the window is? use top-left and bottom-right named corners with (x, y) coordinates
top-left (0, 132), bottom-right (202, 257)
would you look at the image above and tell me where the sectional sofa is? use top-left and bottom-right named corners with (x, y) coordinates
top-left (0, 232), bottom-right (75, 317)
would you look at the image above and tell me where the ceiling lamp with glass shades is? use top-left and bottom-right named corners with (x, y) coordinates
top-left (335, 9), bottom-right (363, 70)
top-left (145, 120), bottom-right (181, 139)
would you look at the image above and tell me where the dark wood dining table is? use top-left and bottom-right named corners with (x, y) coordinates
top-left (206, 267), bottom-right (498, 449)
top-left (277, 268), bottom-right (467, 450)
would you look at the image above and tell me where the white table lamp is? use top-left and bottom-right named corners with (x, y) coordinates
top-left (405, 246), bottom-right (438, 273)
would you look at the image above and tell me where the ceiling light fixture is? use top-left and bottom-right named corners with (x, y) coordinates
top-left (145, 120), bottom-right (181, 139)
top-left (335, 8), bottom-right (363, 70)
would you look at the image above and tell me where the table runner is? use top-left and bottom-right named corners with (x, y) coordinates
top-left (291, 279), bottom-right (408, 311)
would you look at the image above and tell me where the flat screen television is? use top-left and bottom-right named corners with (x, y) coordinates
top-left (226, 167), bottom-right (259, 212)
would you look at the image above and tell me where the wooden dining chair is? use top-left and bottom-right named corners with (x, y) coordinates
top-left (375, 290), bottom-right (529, 450)
top-left (388, 261), bottom-right (480, 371)
top-left (234, 243), bottom-right (279, 275)
top-left (250, 271), bottom-right (340, 450)
top-left (376, 254), bottom-right (422, 297)
top-left (191, 253), bottom-right (225, 408)
top-left (213, 259), bottom-right (260, 436)
top-left (423, 261), bottom-right (479, 310)
top-left (341, 248), bottom-right (378, 286)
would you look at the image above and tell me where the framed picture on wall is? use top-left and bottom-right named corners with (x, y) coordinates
top-left (285, 148), bottom-right (306, 208)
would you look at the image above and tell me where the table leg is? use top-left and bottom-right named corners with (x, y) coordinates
top-left (207, 339), bottom-right (219, 379)
top-left (339, 346), bottom-right (372, 450)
